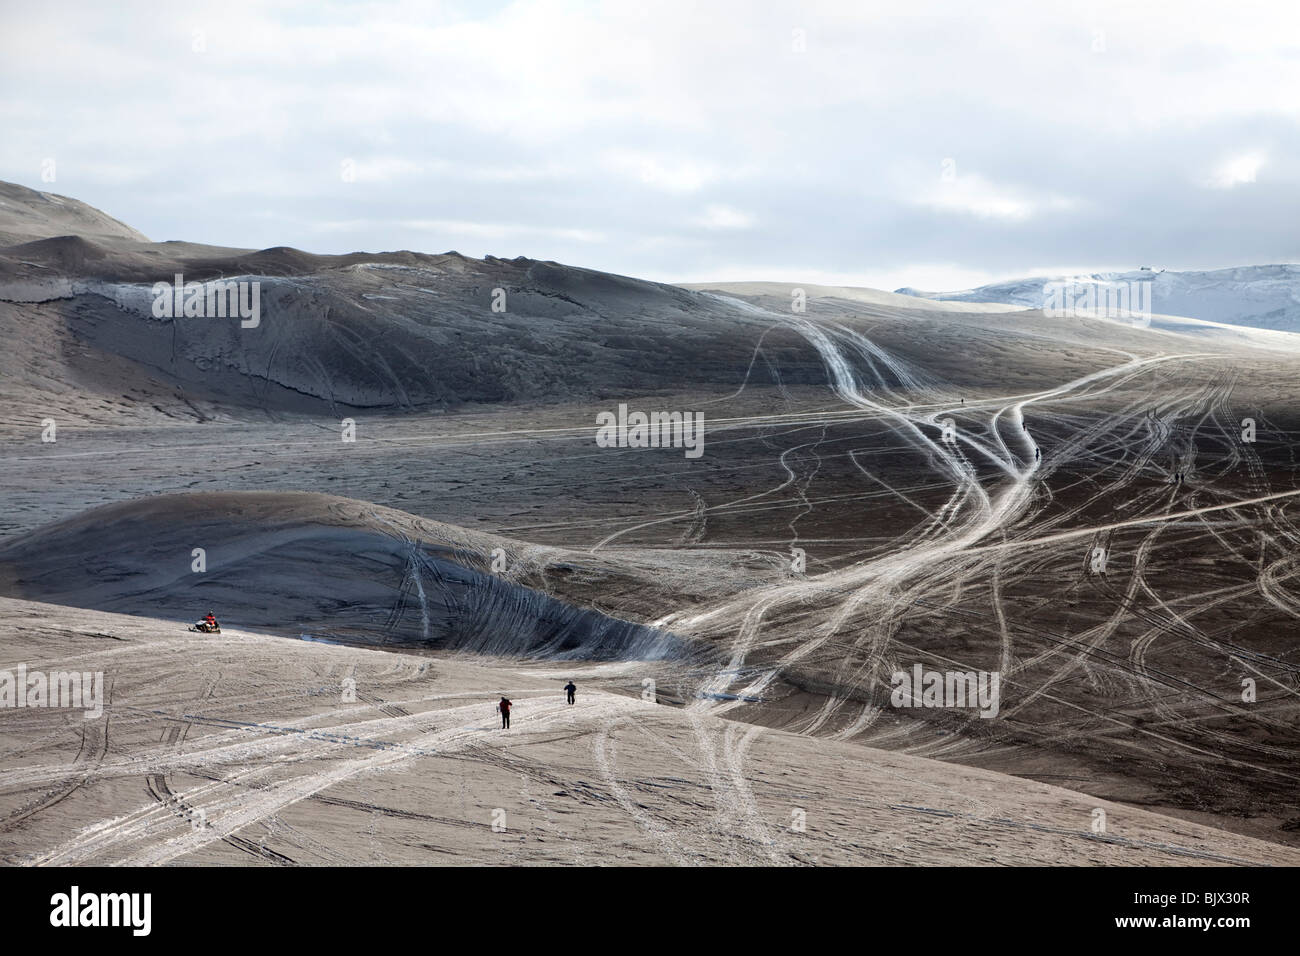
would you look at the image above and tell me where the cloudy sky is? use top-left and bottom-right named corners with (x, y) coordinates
top-left (2, 0), bottom-right (1297, 291)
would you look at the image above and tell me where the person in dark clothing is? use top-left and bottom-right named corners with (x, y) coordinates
top-left (498, 697), bottom-right (512, 729)
top-left (564, 681), bottom-right (576, 705)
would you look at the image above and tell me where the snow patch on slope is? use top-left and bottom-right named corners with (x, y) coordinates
top-left (898, 264), bottom-right (1300, 334)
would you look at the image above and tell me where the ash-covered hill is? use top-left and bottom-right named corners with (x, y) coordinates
top-left (0, 180), bottom-right (826, 420)
top-left (6, 180), bottom-right (1295, 431)
top-left (0, 490), bottom-right (713, 661)
top-left (0, 180), bottom-right (151, 246)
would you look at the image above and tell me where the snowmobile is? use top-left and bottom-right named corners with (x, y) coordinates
top-left (190, 620), bottom-right (221, 634)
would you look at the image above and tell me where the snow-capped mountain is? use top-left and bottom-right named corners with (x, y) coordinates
top-left (897, 264), bottom-right (1300, 333)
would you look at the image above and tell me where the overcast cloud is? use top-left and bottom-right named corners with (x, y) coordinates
top-left (2, 0), bottom-right (1297, 290)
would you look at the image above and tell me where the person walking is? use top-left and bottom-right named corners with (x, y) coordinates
top-left (498, 696), bottom-right (512, 729)
top-left (564, 681), bottom-right (576, 705)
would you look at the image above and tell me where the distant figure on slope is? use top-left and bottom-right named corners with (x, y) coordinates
top-left (194, 611), bottom-right (220, 633)
top-left (564, 681), bottom-right (577, 705)
top-left (1034, 447), bottom-right (1040, 461)
top-left (498, 696), bottom-right (512, 729)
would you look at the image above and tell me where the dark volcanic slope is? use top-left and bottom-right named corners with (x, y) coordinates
top-left (0, 491), bottom-right (708, 663)
top-left (3, 178), bottom-right (1212, 429)
top-left (0, 179), bottom-right (830, 418)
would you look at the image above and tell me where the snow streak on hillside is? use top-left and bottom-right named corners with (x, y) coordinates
top-left (898, 265), bottom-right (1300, 334)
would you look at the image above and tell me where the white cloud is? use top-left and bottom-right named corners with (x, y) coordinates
top-left (916, 173), bottom-right (1075, 222)
top-left (1, 0), bottom-right (1296, 281)
top-left (693, 204), bottom-right (754, 230)
top-left (401, 220), bottom-right (604, 243)
top-left (312, 219), bottom-right (603, 244)
top-left (601, 150), bottom-right (723, 193)
top-left (1204, 153), bottom-right (1266, 189)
